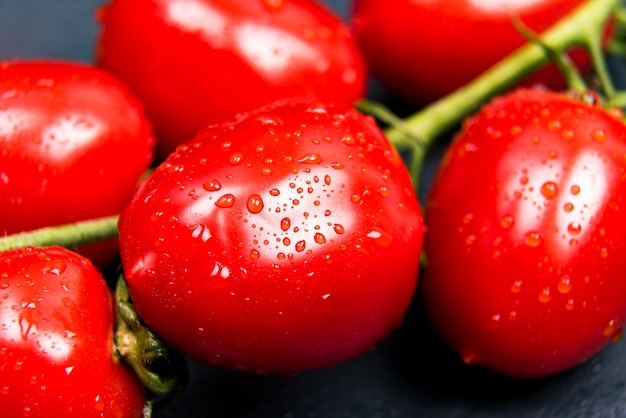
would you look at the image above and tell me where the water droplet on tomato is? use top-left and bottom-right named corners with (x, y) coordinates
top-left (540, 181), bottom-right (558, 199)
top-left (592, 129), bottom-right (607, 143)
top-left (499, 215), bottom-right (514, 229)
top-left (525, 231), bottom-right (543, 247)
top-left (280, 218), bottom-right (291, 231)
top-left (567, 222), bottom-right (582, 235)
top-left (314, 233), bottom-right (326, 244)
top-left (563, 202), bottom-right (574, 212)
top-left (331, 162), bottom-right (345, 169)
top-left (367, 228), bottom-right (392, 247)
top-left (246, 194), bottom-right (264, 214)
top-left (351, 194), bottom-right (361, 203)
top-left (295, 240), bottom-right (306, 252)
top-left (600, 247), bottom-right (609, 258)
top-left (538, 287), bottom-right (552, 303)
top-left (603, 319), bottom-right (620, 337)
top-left (558, 275), bottom-right (572, 294)
top-left (333, 224), bottom-right (345, 234)
top-left (379, 185), bottom-right (390, 197)
top-left (570, 185), bottom-right (581, 195)
top-left (510, 280), bottom-right (522, 293)
top-left (250, 249), bottom-right (260, 260)
top-left (203, 179), bottom-right (222, 191)
top-left (215, 194), bottom-right (236, 208)
top-left (269, 188), bottom-right (280, 196)
top-left (341, 133), bottom-right (356, 146)
top-left (298, 154), bottom-right (322, 164)
top-left (229, 152), bottom-right (244, 166)
top-left (261, 0), bottom-right (285, 11)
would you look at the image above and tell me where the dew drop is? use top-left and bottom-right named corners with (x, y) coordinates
top-left (295, 240), bottom-right (306, 252)
top-left (592, 129), bottom-right (607, 143)
top-left (314, 233), bottom-right (326, 244)
top-left (603, 319), bottom-right (620, 337)
top-left (379, 186), bottom-right (390, 197)
top-left (567, 222), bottom-right (582, 235)
top-left (324, 175), bottom-right (331, 185)
top-left (558, 275), bottom-right (572, 294)
top-left (203, 179), bottom-right (222, 191)
top-left (538, 287), bottom-right (552, 303)
top-left (215, 194), bottom-right (236, 208)
top-left (280, 217), bottom-right (291, 231)
top-left (570, 185), bottom-right (581, 195)
top-left (563, 202), bottom-right (574, 212)
top-left (499, 215), bottom-right (514, 229)
top-left (600, 247), bottom-right (609, 258)
top-left (510, 280), bottom-right (522, 293)
top-left (269, 188), bottom-right (280, 196)
top-left (333, 224), bottom-right (345, 234)
top-left (229, 152), bottom-right (244, 166)
top-left (298, 153), bottom-right (323, 164)
top-left (540, 181), bottom-right (558, 199)
top-left (525, 231), bottom-right (543, 247)
top-left (331, 162), bottom-right (345, 169)
top-left (351, 194), bottom-right (361, 203)
top-left (246, 194), bottom-right (264, 214)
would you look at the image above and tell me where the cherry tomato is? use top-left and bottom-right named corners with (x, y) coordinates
top-left (118, 98), bottom-right (424, 373)
top-left (95, 0), bottom-right (367, 160)
top-left (0, 61), bottom-right (154, 266)
top-left (351, 0), bottom-right (588, 104)
top-left (421, 88), bottom-right (626, 378)
top-left (0, 246), bottom-right (146, 417)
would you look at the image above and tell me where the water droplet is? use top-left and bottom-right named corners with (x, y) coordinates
top-left (351, 194), bottom-right (361, 203)
top-left (525, 231), bottom-right (543, 247)
top-left (42, 261), bottom-right (66, 276)
top-left (246, 194), bottom-right (264, 214)
top-left (499, 215), bottom-right (514, 229)
top-left (331, 162), bottom-right (345, 169)
top-left (250, 249), bottom-right (260, 259)
top-left (570, 185), bottom-right (581, 195)
top-left (269, 188), bottom-right (280, 196)
top-left (314, 233), bottom-right (326, 244)
top-left (538, 287), bottom-right (552, 303)
top-left (592, 129), bottom-right (607, 143)
top-left (561, 130), bottom-right (574, 141)
top-left (203, 179), bottom-right (222, 191)
top-left (261, 0), bottom-right (285, 11)
top-left (324, 175), bottom-right (331, 185)
top-left (378, 186), bottom-right (390, 197)
top-left (600, 247), bottom-right (609, 258)
top-left (229, 152), bottom-right (244, 165)
top-left (567, 222), bottom-right (582, 235)
top-left (333, 224), bottom-right (345, 234)
top-left (540, 181), bottom-right (558, 199)
top-left (341, 134), bottom-right (356, 146)
top-left (563, 202), bottom-right (574, 212)
top-left (295, 240), bottom-right (306, 252)
top-left (510, 280), bottom-right (522, 293)
top-left (367, 228), bottom-right (392, 247)
top-left (510, 125), bottom-right (523, 136)
top-left (603, 319), bottom-right (620, 337)
top-left (215, 194), bottom-right (236, 208)
top-left (298, 153), bottom-right (322, 164)
top-left (280, 217), bottom-right (291, 231)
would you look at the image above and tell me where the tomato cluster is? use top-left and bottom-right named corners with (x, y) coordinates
top-left (1, 0), bottom-right (625, 416)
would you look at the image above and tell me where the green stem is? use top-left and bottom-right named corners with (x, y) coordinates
top-left (0, 215), bottom-right (119, 252)
top-left (383, 0), bottom-right (618, 150)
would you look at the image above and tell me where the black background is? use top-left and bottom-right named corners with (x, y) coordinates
top-left (2, 1), bottom-right (626, 417)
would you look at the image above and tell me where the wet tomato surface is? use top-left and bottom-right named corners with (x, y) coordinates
top-left (0, 246), bottom-right (146, 417)
top-left (118, 98), bottom-right (424, 374)
top-left (422, 88), bottom-right (626, 378)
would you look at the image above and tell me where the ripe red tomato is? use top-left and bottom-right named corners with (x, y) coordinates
top-left (0, 61), bottom-right (154, 266)
top-left (0, 246), bottom-right (146, 417)
top-left (118, 98), bottom-right (424, 373)
top-left (95, 0), bottom-right (367, 160)
top-left (351, 0), bottom-right (588, 104)
top-left (421, 88), bottom-right (626, 378)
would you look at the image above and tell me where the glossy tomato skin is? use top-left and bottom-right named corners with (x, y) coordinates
top-left (0, 246), bottom-right (145, 417)
top-left (352, 0), bottom-right (586, 104)
top-left (118, 99), bottom-right (423, 373)
top-left (96, 0), bottom-right (367, 160)
top-left (0, 61), bottom-right (154, 265)
top-left (422, 88), bottom-right (626, 378)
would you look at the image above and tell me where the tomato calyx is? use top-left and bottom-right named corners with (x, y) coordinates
top-left (114, 276), bottom-right (189, 408)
